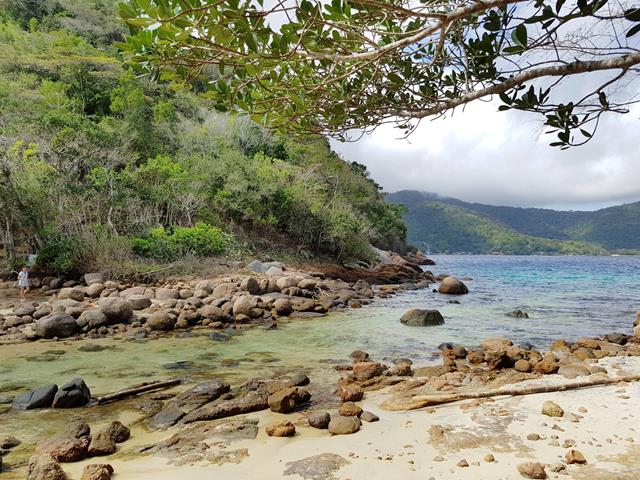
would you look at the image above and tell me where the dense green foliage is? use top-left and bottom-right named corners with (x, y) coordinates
top-left (387, 191), bottom-right (637, 255)
top-left (0, 5), bottom-right (406, 275)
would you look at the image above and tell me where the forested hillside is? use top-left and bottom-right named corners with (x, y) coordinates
top-left (0, 1), bottom-right (407, 276)
top-left (389, 191), bottom-right (639, 255)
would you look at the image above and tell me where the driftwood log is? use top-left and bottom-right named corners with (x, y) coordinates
top-left (96, 378), bottom-right (181, 405)
top-left (384, 373), bottom-right (640, 411)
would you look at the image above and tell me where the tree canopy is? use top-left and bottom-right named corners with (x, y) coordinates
top-left (119, 0), bottom-right (640, 148)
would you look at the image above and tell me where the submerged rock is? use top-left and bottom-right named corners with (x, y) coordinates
top-left (400, 309), bottom-right (444, 327)
top-left (52, 378), bottom-right (91, 409)
top-left (13, 384), bottom-right (58, 410)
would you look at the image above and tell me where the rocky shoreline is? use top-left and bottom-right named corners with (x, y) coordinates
top-left (1, 255), bottom-right (640, 480)
top-left (0, 255), bottom-right (437, 345)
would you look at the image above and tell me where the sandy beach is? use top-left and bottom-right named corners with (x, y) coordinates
top-left (38, 355), bottom-right (638, 480)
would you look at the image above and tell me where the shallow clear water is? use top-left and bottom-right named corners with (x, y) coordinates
top-left (1, 255), bottom-right (639, 456)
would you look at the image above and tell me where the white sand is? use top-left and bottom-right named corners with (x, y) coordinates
top-left (60, 356), bottom-right (640, 480)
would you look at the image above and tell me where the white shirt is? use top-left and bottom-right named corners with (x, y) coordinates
top-left (18, 271), bottom-right (29, 287)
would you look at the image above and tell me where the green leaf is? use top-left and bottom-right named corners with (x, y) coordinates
top-left (627, 23), bottom-right (640, 37)
top-left (511, 24), bottom-right (528, 48)
top-left (625, 8), bottom-right (640, 21)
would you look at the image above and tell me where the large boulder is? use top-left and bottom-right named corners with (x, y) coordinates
top-left (233, 295), bottom-right (258, 317)
top-left (52, 378), bottom-right (91, 408)
top-left (438, 276), bottom-right (468, 295)
top-left (36, 313), bottom-right (78, 339)
top-left (35, 436), bottom-right (89, 462)
top-left (127, 295), bottom-right (152, 310)
top-left (400, 309), bottom-right (444, 327)
top-left (97, 298), bottom-right (133, 324)
top-left (58, 288), bottom-right (85, 302)
top-left (13, 384), bottom-right (58, 410)
top-left (78, 309), bottom-right (108, 330)
top-left (84, 273), bottom-right (106, 286)
top-left (146, 312), bottom-right (175, 331)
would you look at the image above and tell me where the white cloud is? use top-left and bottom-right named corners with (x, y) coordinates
top-left (330, 100), bottom-right (640, 210)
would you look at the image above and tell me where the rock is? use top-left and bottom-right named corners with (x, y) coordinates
top-left (289, 373), bottom-right (310, 387)
top-left (81, 464), bottom-right (113, 480)
top-left (182, 392), bottom-right (268, 423)
top-left (36, 313), bottom-right (78, 339)
top-left (541, 401), bottom-right (564, 417)
top-left (350, 350), bottom-right (370, 362)
top-left (457, 459), bottom-right (469, 468)
top-left (247, 260), bottom-right (268, 273)
top-left (146, 311), bottom-right (175, 331)
top-left (514, 359), bottom-right (532, 372)
top-left (527, 433), bottom-right (541, 441)
top-left (104, 421), bottom-right (130, 443)
top-left (240, 277), bottom-right (261, 295)
top-left (481, 337), bottom-right (513, 350)
top-left (534, 355), bottom-right (559, 374)
top-left (68, 421), bottom-right (90, 439)
top-left (283, 453), bottom-right (349, 480)
top-left (13, 384), bottom-right (58, 410)
top-left (78, 310), bottom-right (108, 330)
top-left (0, 436), bottom-right (21, 449)
top-left (84, 273), bottom-right (106, 286)
top-left (328, 416), bottom-right (361, 435)
top-left (438, 276), bottom-right (468, 295)
top-left (308, 412), bottom-right (331, 429)
top-left (360, 411), bottom-right (379, 422)
top-left (400, 309), bottom-right (445, 327)
top-left (87, 432), bottom-right (116, 456)
top-left (268, 387), bottom-right (311, 413)
top-left (36, 436), bottom-right (89, 462)
top-left (574, 347), bottom-right (595, 361)
top-left (565, 449), bottom-right (587, 464)
top-left (128, 295), bottom-right (152, 310)
top-left (298, 278), bottom-right (317, 290)
top-left (339, 402), bottom-right (362, 417)
top-left (467, 349), bottom-right (485, 363)
top-left (266, 266), bottom-right (284, 276)
top-left (517, 462), bottom-right (547, 479)
top-left (27, 455), bottom-right (68, 480)
top-left (558, 363), bottom-right (591, 379)
top-left (484, 453), bottom-right (495, 462)
top-left (233, 295), bottom-right (258, 317)
top-left (507, 310), bottom-right (529, 318)
top-left (58, 288), bottom-right (85, 302)
top-left (276, 276), bottom-right (300, 290)
top-left (97, 298), bottom-right (133, 324)
top-left (212, 283), bottom-right (237, 298)
top-left (604, 333), bottom-right (627, 345)
top-left (352, 362), bottom-right (387, 381)
top-left (337, 385), bottom-right (364, 402)
top-left (155, 288), bottom-right (179, 300)
top-left (52, 378), bottom-right (91, 408)
top-left (14, 303), bottom-right (37, 316)
top-left (273, 298), bottom-right (293, 316)
top-left (266, 420), bottom-right (295, 437)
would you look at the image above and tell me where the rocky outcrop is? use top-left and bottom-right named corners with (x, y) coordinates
top-left (182, 392), bottom-right (268, 423)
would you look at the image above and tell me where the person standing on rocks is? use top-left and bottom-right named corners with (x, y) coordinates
top-left (17, 265), bottom-right (30, 300)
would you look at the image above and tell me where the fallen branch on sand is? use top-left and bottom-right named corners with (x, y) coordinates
top-left (96, 378), bottom-right (182, 404)
top-left (383, 374), bottom-right (640, 411)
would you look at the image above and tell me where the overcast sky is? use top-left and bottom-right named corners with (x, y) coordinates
top-left (330, 100), bottom-right (640, 211)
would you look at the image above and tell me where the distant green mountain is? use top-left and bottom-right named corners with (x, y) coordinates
top-left (387, 191), bottom-right (640, 254)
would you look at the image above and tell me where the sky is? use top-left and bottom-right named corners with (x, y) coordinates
top-left (330, 100), bottom-right (640, 211)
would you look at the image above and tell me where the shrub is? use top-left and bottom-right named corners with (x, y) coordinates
top-left (132, 222), bottom-right (228, 261)
top-left (36, 234), bottom-right (77, 273)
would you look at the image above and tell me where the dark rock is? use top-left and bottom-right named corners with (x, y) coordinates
top-left (97, 298), bottom-right (133, 324)
top-left (36, 314), bottom-right (78, 339)
top-left (400, 309), bottom-right (445, 327)
top-left (153, 379), bottom-right (230, 428)
top-left (0, 435), bottom-right (20, 449)
top-left (146, 311), bottom-right (175, 331)
top-left (68, 421), bottom-right (90, 439)
top-left (52, 378), bottom-right (91, 408)
top-left (507, 310), bottom-right (529, 318)
top-left (604, 333), bottom-right (627, 345)
top-left (78, 310), bottom-right (108, 330)
top-left (308, 412), bottom-right (331, 429)
top-left (289, 373), bottom-right (310, 387)
top-left (104, 421), bottom-right (130, 443)
top-left (13, 384), bottom-right (58, 410)
top-left (349, 350), bottom-right (369, 362)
